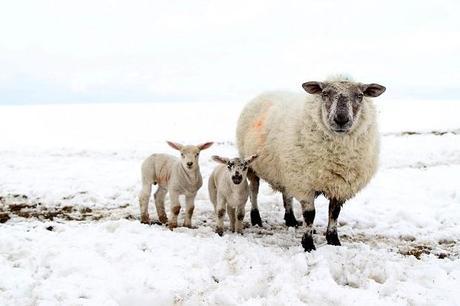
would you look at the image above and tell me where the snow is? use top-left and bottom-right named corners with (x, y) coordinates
top-left (0, 100), bottom-right (459, 305)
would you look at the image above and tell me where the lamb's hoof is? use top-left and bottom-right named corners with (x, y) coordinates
top-left (158, 215), bottom-right (168, 224)
top-left (168, 223), bottom-right (177, 231)
top-left (216, 228), bottom-right (224, 236)
top-left (284, 211), bottom-right (299, 227)
top-left (326, 231), bottom-right (341, 246)
top-left (183, 223), bottom-right (192, 229)
top-left (140, 216), bottom-right (150, 224)
top-left (250, 209), bottom-right (262, 227)
top-left (301, 233), bottom-right (316, 252)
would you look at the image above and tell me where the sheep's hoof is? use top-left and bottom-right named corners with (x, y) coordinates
top-left (183, 222), bottom-right (192, 229)
top-left (250, 209), bottom-right (262, 227)
top-left (216, 228), bottom-right (224, 236)
top-left (301, 234), bottom-right (316, 252)
top-left (326, 231), bottom-right (341, 246)
top-left (284, 211), bottom-right (299, 227)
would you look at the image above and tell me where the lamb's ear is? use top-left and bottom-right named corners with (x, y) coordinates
top-left (197, 142), bottom-right (213, 151)
top-left (212, 155), bottom-right (229, 164)
top-left (302, 81), bottom-right (324, 94)
top-left (361, 83), bottom-right (386, 97)
top-left (244, 154), bottom-right (258, 165)
top-left (166, 141), bottom-right (183, 151)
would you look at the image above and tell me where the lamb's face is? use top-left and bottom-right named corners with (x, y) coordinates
top-left (166, 141), bottom-right (214, 171)
top-left (180, 146), bottom-right (201, 170)
top-left (302, 80), bottom-right (386, 135)
top-left (226, 158), bottom-right (249, 185)
top-left (212, 155), bottom-right (258, 185)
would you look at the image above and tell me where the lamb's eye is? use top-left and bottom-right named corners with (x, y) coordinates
top-left (357, 93), bottom-right (363, 100)
top-left (181, 153), bottom-right (185, 158)
top-left (227, 163), bottom-right (233, 169)
top-left (322, 91), bottom-right (329, 98)
top-left (195, 153), bottom-right (199, 157)
top-left (243, 166), bottom-right (247, 171)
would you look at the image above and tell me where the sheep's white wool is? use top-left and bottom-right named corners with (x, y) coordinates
top-left (236, 84), bottom-right (379, 202)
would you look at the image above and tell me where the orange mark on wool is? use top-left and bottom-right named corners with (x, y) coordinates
top-left (157, 175), bottom-right (169, 186)
top-left (251, 102), bottom-right (272, 145)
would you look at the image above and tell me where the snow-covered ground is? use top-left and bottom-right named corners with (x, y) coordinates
top-left (0, 100), bottom-right (459, 305)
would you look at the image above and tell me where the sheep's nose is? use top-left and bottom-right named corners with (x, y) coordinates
top-left (334, 114), bottom-right (349, 126)
top-left (187, 162), bottom-right (193, 167)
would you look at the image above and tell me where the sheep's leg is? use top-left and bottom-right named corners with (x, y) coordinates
top-left (215, 197), bottom-right (226, 236)
top-left (282, 193), bottom-right (300, 227)
top-left (300, 193), bottom-right (316, 252)
top-left (154, 187), bottom-right (168, 224)
top-left (235, 205), bottom-right (245, 234)
top-left (326, 198), bottom-right (343, 246)
top-left (168, 191), bottom-right (181, 230)
top-left (183, 194), bottom-right (196, 228)
top-left (139, 182), bottom-right (152, 224)
top-left (227, 206), bottom-right (236, 232)
top-left (247, 169), bottom-right (262, 227)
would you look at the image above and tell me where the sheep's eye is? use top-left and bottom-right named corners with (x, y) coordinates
top-left (321, 91), bottom-right (328, 98)
top-left (243, 166), bottom-right (248, 171)
top-left (357, 93), bottom-right (364, 100)
top-left (181, 153), bottom-right (185, 158)
top-left (227, 163), bottom-right (233, 169)
top-left (195, 153), bottom-right (199, 157)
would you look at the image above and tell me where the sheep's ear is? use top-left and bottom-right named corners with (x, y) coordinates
top-left (244, 154), bottom-right (258, 165)
top-left (166, 141), bottom-right (183, 151)
top-left (212, 155), bottom-right (229, 164)
top-left (302, 81), bottom-right (324, 94)
top-left (361, 83), bottom-right (386, 97)
top-left (198, 142), bottom-right (213, 151)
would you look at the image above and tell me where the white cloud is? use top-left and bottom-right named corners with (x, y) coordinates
top-left (0, 0), bottom-right (459, 103)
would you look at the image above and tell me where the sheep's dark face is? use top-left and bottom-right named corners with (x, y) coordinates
top-left (167, 141), bottom-right (214, 171)
top-left (302, 81), bottom-right (386, 134)
top-left (212, 155), bottom-right (258, 185)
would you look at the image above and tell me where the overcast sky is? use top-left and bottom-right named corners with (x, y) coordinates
top-left (0, 0), bottom-right (459, 104)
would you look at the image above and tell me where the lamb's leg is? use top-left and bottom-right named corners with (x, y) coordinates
top-left (154, 187), bottom-right (168, 224)
top-left (227, 206), bottom-right (236, 232)
top-left (300, 193), bottom-right (316, 252)
top-left (282, 193), bottom-right (300, 227)
top-left (247, 169), bottom-right (262, 227)
top-left (168, 191), bottom-right (181, 230)
top-left (139, 182), bottom-right (152, 224)
top-left (215, 197), bottom-right (226, 236)
top-left (183, 194), bottom-right (196, 228)
top-left (326, 198), bottom-right (343, 246)
top-left (235, 205), bottom-right (245, 234)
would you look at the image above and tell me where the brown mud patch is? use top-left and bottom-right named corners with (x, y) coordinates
top-left (0, 194), bottom-right (136, 222)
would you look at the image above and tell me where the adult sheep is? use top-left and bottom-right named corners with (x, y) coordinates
top-left (236, 76), bottom-right (386, 251)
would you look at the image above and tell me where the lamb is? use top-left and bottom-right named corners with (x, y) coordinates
top-left (236, 76), bottom-right (386, 251)
top-left (208, 154), bottom-right (258, 236)
top-left (139, 141), bottom-right (213, 229)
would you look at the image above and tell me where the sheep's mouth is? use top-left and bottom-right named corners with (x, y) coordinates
top-left (333, 128), bottom-right (349, 134)
top-left (331, 125), bottom-right (352, 134)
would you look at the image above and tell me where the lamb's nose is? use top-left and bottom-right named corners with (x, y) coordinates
top-left (187, 162), bottom-right (193, 167)
top-left (334, 114), bottom-right (349, 126)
